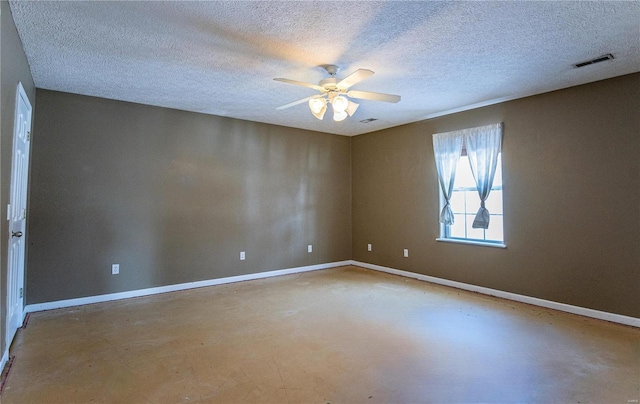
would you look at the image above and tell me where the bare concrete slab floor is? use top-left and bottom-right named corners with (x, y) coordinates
top-left (3, 266), bottom-right (639, 403)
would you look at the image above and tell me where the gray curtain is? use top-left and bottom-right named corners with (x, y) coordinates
top-left (465, 123), bottom-right (503, 229)
top-left (432, 132), bottom-right (464, 225)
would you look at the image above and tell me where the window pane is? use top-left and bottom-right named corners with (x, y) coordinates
top-left (455, 156), bottom-right (476, 188)
top-left (485, 215), bottom-right (504, 242)
top-left (466, 215), bottom-right (485, 240)
top-left (465, 190), bottom-right (480, 215)
top-left (485, 190), bottom-right (503, 214)
top-left (450, 191), bottom-right (465, 214)
top-left (450, 214), bottom-right (466, 238)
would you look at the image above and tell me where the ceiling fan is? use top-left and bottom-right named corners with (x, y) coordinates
top-left (274, 65), bottom-right (401, 122)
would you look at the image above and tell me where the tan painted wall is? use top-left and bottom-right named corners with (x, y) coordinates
top-left (27, 90), bottom-right (352, 304)
top-left (20, 69), bottom-right (640, 318)
top-left (1, 0), bottom-right (36, 355)
top-left (352, 73), bottom-right (640, 318)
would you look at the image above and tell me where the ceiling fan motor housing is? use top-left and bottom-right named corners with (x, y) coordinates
top-left (319, 77), bottom-right (340, 91)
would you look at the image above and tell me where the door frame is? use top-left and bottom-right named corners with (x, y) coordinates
top-left (5, 82), bottom-right (32, 350)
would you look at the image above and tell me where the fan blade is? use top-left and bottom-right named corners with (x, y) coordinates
top-left (276, 94), bottom-right (324, 110)
top-left (337, 69), bottom-right (374, 89)
top-left (274, 78), bottom-right (325, 92)
top-left (347, 90), bottom-right (401, 103)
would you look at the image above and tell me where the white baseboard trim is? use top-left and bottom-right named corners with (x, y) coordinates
top-left (353, 261), bottom-right (640, 328)
top-left (25, 260), bottom-right (352, 314)
top-left (23, 259), bottom-right (638, 328)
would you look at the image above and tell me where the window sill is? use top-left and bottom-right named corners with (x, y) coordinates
top-left (436, 238), bottom-right (506, 249)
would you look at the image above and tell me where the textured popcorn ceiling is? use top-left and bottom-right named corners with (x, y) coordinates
top-left (9, 1), bottom-right (640, 136)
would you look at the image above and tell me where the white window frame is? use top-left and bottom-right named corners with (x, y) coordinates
top-left (436, 152), bottom-right (506, 249)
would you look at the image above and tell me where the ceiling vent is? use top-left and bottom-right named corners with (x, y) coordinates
top-left (573, 54), bottom-right (614, 68)
top-left (360, 118), bottom-right (378, 123)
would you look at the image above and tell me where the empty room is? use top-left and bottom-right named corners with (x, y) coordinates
top-left (1, 1), bottom-right (639, 403)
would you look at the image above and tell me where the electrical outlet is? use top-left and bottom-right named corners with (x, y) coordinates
top-left (240, 251), bottom-right (245, 260)
top-left (403, 249), bottom-right (409, 258)
top-left (368, 244), bottom-right (372, 251)
top-left (308, 244), bottom-right (313, 253)
top-left (111, 264), bottom-right (119, 275)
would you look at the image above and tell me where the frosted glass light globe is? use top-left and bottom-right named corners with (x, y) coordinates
top-left (309, 98), bottom-right (326, 114)
top-left (333, 110), bottom-right (348, 121)
top-left (332, 96), bottom-right (348, 113)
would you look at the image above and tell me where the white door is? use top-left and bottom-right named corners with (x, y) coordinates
top-left (6, 82), bottom-right (32, 348)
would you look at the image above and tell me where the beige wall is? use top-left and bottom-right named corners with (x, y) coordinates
top-left (27, 90), bottom-right (351, 303)
top-left (352, 73), bottom-right (640, 318)
top-left (1, 0), bottom-right (36, 355)
top-left (18, 61), bottom-right (640, 318)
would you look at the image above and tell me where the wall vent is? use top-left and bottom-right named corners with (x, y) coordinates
top-left (360, 118), bottom-right (378, 123)
top-left (574, 54), bottom-right (614, 68)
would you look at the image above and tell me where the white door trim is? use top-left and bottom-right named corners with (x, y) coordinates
top-left (6, 82), bottom-right (32, 350)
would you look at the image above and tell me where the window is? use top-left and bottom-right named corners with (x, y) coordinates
top-left (433, 123), bottom-right (505, 247)
top-left (443, 152), bottom-right (504, 244)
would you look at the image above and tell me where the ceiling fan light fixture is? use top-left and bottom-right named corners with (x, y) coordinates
top-left (333, 110), bottom-right (348, 122)
top-left (346, 100), bottom-right (359, 116)
top-left (274, 66), bottom-right (401, 122)
top-left (308, 97), bottom-right (326, 114)
top-left (311, 104), bottom-right (327, 120)
top-left (332, 95), bottom-right (348, 113)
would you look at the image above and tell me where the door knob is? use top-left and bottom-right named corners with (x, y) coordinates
top-left (12, 231), bottom-right (23, 238)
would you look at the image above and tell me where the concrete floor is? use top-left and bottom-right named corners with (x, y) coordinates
top-left (3, 266), bottom-right (639, 403)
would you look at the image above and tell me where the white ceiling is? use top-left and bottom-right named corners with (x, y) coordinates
top-left (9, 1), bottom-right (640, 136)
